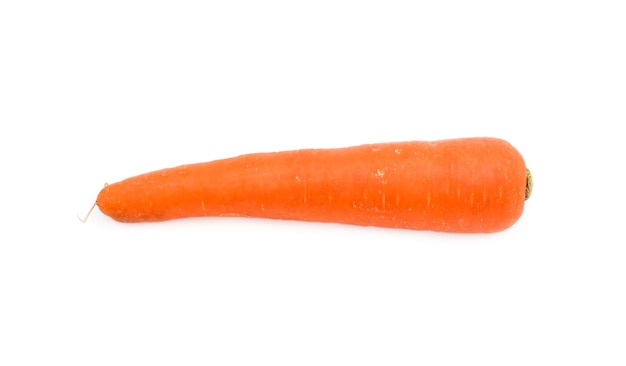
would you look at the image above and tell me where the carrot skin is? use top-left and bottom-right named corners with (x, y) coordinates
top-left (97, 138), bottom-right (528, 233)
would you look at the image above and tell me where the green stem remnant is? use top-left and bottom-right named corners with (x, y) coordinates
top-left (525, 168), bottom-right (533, 201)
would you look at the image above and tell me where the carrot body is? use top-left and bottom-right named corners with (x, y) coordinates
top-left (97, 137), bottom-right (529, 233)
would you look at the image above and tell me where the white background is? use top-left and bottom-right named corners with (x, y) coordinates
top-left (1, 1), bottom-right (625, 365)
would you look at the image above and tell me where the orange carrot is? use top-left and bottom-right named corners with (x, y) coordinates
top-left (95, 137), bottom-right (531, 233)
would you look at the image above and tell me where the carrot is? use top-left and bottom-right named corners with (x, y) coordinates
top-left (95, 137), bottom-right (531, 233)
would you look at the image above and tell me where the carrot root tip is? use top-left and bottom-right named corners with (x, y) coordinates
top-left (78, 201), bottom-right (97, 223)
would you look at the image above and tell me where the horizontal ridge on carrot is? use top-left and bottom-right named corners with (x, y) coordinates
top-left (95, 137), bottom-right (531, 233)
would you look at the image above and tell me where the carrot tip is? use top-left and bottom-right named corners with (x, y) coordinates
top-left (78, 201), bottom-right (97, 223)
top-left (525, 168), bottom-right (533, 201)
